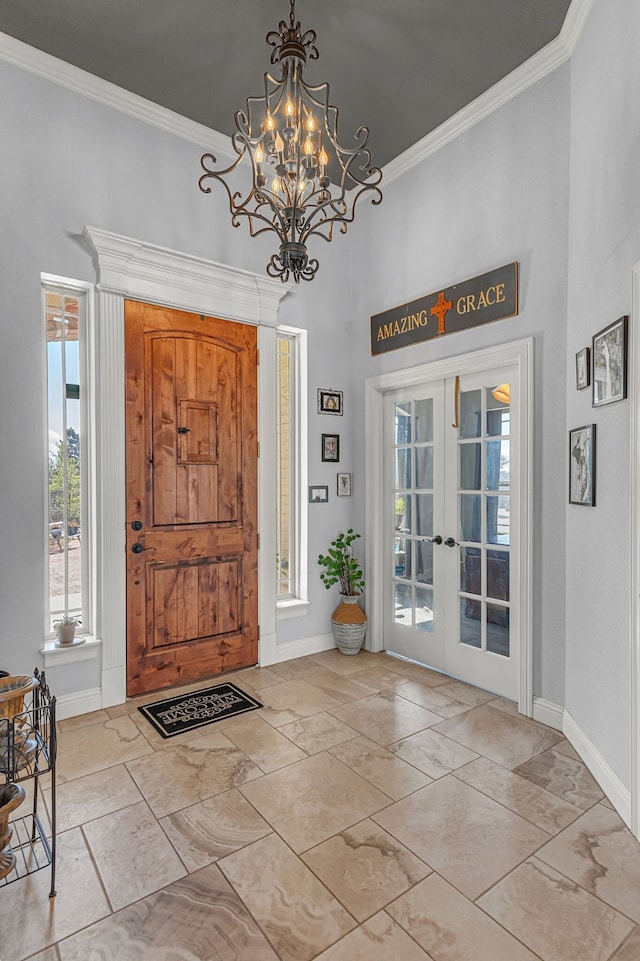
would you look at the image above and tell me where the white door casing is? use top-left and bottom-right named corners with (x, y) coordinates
top-left (365, 337), bottom-right (533, 714)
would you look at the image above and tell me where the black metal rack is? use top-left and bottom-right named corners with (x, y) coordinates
top-left (0, 669), bottom-right (57, 897)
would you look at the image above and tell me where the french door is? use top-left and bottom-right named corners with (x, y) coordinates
top-left (384, 365), bottom-right (520, 700)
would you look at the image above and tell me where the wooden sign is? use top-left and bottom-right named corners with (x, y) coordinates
top-left (370, 263), bottom-right (519, 355)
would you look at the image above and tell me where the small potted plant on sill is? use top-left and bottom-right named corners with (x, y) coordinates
top-left (53, 615), bottom-right (81, 647)
top-left (318, 529), bottom-right (367, 655)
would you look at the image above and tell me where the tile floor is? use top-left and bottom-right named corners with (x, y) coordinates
top-left (4, 650), bottom-right (640, 961)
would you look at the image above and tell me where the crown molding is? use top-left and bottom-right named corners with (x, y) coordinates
top-left (384, 0), bottom-right (593, 186)
top-left (0, 30), bottom-right (235, 159)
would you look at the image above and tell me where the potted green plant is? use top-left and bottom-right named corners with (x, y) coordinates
top-left (318, 529), bottom-right (367, 655)
top-left (53, 615), bottom-right (80, 646)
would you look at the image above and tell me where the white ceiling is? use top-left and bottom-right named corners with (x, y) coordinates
top-left (0, 0), bottom-right (573, 169)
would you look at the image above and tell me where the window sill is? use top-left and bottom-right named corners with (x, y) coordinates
top-left (41, 635), bottom-right (102, 668)
top-left (277, 598), bottom-right (310, 620)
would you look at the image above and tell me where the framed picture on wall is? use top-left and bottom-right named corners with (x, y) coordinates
top-left (337, 472), bottom-right (351, 496)
top-left (322, 433), bottom-right (340, 462)
top-left (318, 389), bottom-right (343, 415)
top-left (569, 423), bottom-right (596, 506)
top-left (309, 485), bottom-right (329, 503)
top-left (592, 316), bottom-right (628, 407)
top-left (575, 347), bottom-right (590, 390)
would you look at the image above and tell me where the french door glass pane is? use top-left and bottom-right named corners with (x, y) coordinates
top-left (460, 597), bottom-right (481, 647)
top-left (395, 583), bottom-right (412, 625)
top-left (460, 546), bottom-right (481, 595)
top-left (416, 542), bottom-right (434, 585)
top-left (460, 443), bottom-right (481, 490)
top-left (395, 448), bottom-right (412, 489)
top-left (415, 447), bottom-right (433, 489)
top-left (487, 549), bottom-right (510, 602)
top-left (460, 494), bottom-right (481, 542)
top-left (394, 537), bottom-right (410, 578)
top-left (415, 493), bottom-right (433, 536)
top-left (486, 440), bottom-right (510, 490)
top-left (487, 495), bottom-right (510, 545)
top-left (395, 403), bottom-right (412, 443)
top-left (416, 587), bottom-right (434, 632)
top-left (414, 398), bottom-right (433, 442)
top-left (459, 389), bottom-right (482, 438)
top-left (487, 603), bottom-right (510, 656)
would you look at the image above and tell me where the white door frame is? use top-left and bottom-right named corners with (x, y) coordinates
top-left (365, 337), bottom-right (534, 715)
top-left (631, 261), bottom-right (640, 838)
top-left (83, 226), bottom-right (291, 708)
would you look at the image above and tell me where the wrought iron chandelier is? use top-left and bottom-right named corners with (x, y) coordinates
top-left (199, 0), bottom-right (383, 283)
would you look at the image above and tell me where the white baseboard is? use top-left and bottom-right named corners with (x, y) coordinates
top-left (563, 708), bottom-right (632, 830)
top-left (532, 696), bottom-right (564, 730)
top-left (274, 633), bottom-right (335, 664)
top-left (54, 687), bottom-right (103, 720)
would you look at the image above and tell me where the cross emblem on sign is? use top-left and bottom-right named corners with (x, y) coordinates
top-left (430, 290), bottom-right (453, 335)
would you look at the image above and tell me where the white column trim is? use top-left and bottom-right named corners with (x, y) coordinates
top-left (83, 227), bottom-right (291, 707)
top-left (631, 262), bottom-right (640, 839)
top-left (365, 337), bottom-right (534, 715)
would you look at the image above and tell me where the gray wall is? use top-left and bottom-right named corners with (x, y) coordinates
top-left (564, 0), bottom-right (640, 785)
top-left (349, 65), bottom-right (571, 709)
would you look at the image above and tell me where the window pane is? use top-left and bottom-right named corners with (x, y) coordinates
top-left (486, 385), bottom-right (511, 437)
top-left (460, 597), bottom-right (481, 647)
top-left (415, 541), bottom-right (433, 585)
top-left (395, 495), bottom-right (410, 533)
top-left (486, 440), bottom-right (510, 491)
top-left (414, 398), bottom-right (433, 442)
top-left (414, 493), bottom-right (433, 537)
top-left (47, 292), bottom-right (83, 631)
top-left (395, 402), bottom-right (412, 444)
top-left (415, 447), bottom-right (433, 489)
top-left (276, 335), bottom-right (292, 596)
top-left (394, 583), bottom-right (412, 625)
top-left (460, 546), bottom-right (481, 595)
top-left (487, 549), bottom-right (510, 602)
top-left (395, 448), bottom-right (411, 490)
top-left (394, 537), bottom-right (410, 579)
top-left (459, 494), bottom-right (481, 543)
top-left (459, 389), bottom-right (481, 439)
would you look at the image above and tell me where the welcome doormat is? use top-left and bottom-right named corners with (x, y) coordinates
top-left (138, 682), bottom-right (263, 738)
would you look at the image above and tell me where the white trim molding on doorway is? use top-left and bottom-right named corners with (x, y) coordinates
top-left (82, 227), bottom-right (291, 709)
top-left (365, 337), bottom-right (534, 715)
top-left (631, 260), bottom-right (640, 839)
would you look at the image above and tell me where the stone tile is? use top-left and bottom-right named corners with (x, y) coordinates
top-left (57, 862), bottom-right (279, 960)
top-left (269, 656), bottom-right (319, 680)
top-left (126, 729), bottom-right (262, 818)
top-left (515, 746), bottom-right (605, 809)
top-left (435, 679), bottom-right (495, 706)
top-left (453, 756), bottom-right (583, 834)
top-left (478, 858), bottom-right (634, 961)
top-left (42, 763), bottom-right (143, 833)
top-left (217, 711), bottom-right (307, 771)
top-left (0, 827), bottom-right (110, 961)
top-left (378, 657), bottom-right (450, 687)
top-left (536, 803), bottom-right (640, 922)
top-left (302, 667), bottom-right (377, 703)
top-left (486, 698), bottom-right (562, 735)
top-left (302, 818), bottom-right (430, 921)
top-left (395, 679), bottom-right (473, 718)
top-left (309, 648), bottom-right (382, 675)
top-left (56, 714), bottom-right (154, 782)
top-left (279, 711), bottom-right (360, 754)
top-left (256, 678), bottom-right (344, 727)
top-left (433, 703), bottom-right (561, 768)
top-left (26, 950), bottom-right (59, 961)
top-left (231, 665), bottom-right (285, 691)
top-left (329, 691), bottom-right (441, 746)
top-left (220, 833), bottom-right (356, 961)
top-left (609, 927), bottom-right (640, 961)
top-left (374, 776), bottom-right (549, 900)
top-left (57, 709), bottom-right (110, 732)
top-left (83, 799), bottom-right (186, 911)
top-left (330, 735), bottom-right (432, 800)
top-left (389, 728), bottom-right (479, 779)
top-left (313, 910), bottom-right (433, 960)
top-left (159, 788), bottom-right (272, 871)
top-left (104, 679), bottom-right (213, 719)
top-left (348, 666), bottom-right (421, 693)
top-left (554, 738), bottom-right (582, 760)
top-left (239, 751), bottom-right (391, 853)
top-left (388, 873), bottom-right (540, 961)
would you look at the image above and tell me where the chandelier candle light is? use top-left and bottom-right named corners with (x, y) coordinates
top-left (199, 0), bottom-right (383, 283)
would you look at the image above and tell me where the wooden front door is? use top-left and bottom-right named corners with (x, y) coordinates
top-left (125, 301), bottom-right (258, 696)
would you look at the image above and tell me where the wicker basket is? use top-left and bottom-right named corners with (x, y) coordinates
top-left (0, 675), bottom-right (38, 720)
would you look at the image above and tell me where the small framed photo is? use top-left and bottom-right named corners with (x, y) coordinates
top-left (309, 485), bottom-right (329, 503)
top-left (592, 316), bottom-right (628, 407)
top-left (576, 347), bottom-right (590, 390)
top-left (322, 433), bottom-right (340, 462)
top-left (318, 388), bottom-right (343, 415)
top-left (337, 472), bottom-right (352, 496)
top-left (569, 424), bottom-right (596, 506)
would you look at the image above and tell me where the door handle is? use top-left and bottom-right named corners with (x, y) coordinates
top-left (131, 543), bottom-right (156, 553)
top-left (444, 537), bottom-right (458, 548)
top-left (426, 535), bottom-right (442, 545)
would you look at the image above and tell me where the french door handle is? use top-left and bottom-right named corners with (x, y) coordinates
top-left (426, 535), bottom-right (442, 545)
top-left (444, 537), bottom-right (458, 548)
